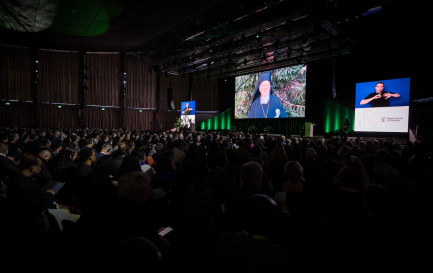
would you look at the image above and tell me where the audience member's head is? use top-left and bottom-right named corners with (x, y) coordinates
top-left (305, 147), bottom-right (316, 160)
top-left (39, 148), bottom-right (52, 162)
top-left (284, 160), bottom-right (304, 183)
top-left (78, 147), bottom-right (95, 165)
top-left (338, 145), bottom-right (352, 161)
top-left (117, 153), bottom-right (141, 178)
top-left (240, 194), bottom-right (280, 236)
top-left (0, 142), bottom-right (8, 154)
top-left (240, 160), bottom-right (263, 188)
top-left (19, 154), bottom-right (42, 176)
top-left (154, 142), bottom-right (164, 154)
top-left (110, 236), bottom-right (163, 270)
top-left (338, 165), bottom-right (363, 191)
top-left (117, 171), bottom-right (152, 204)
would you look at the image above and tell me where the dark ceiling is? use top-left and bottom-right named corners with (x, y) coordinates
top-left (0, 0), bottom-right (425, 79)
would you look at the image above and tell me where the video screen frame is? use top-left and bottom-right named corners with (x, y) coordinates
top-left (180, 100), bottom-right (196, 128)
top-left (354, 77), bottom-right (410, 133)
top-left (234, 64), bottom-right (307, 119)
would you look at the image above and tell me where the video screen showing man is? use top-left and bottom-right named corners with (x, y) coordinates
top-left (247, 71), bottom-right (287, 118)
top-left (354, 77), bottom-right (410, 133)
top-left (180, 101), bottom-right (195, 128)
top-left (359, 81), bottom-right (400, 107)
top-left (182, 102), bottom-right (193, 115)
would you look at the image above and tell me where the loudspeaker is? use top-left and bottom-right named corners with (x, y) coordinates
top-left (167, 88), bottom-right (175, 110)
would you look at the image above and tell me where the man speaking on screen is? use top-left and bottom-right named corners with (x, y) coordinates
top-left (247, 71), bottom-right (287, 118)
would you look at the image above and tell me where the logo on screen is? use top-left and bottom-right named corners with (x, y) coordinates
top-left (381, 117), bottom-right (386, 122)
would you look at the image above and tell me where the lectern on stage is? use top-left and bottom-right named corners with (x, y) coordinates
top-left (304, 122), bottom-right (316, 137)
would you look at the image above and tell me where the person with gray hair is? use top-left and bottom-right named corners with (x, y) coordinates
top-left (154, 142), bottom-right (164, 155)
top-left (95, 142), bottom-right (112, 161)
top-left (240, 160), bottom-right (263, 188)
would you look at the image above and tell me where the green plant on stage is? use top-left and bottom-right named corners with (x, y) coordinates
top-left (174, 116), bottom-right (193, 130)
top-left (174, 117), bottom-right (182, 128)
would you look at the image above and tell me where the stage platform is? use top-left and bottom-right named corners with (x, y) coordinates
top-left (292, 135), bottom-right (411, 146)
top-left (197, 130), bottom-right (413, 145)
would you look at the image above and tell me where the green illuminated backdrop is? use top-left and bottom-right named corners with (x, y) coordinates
top-left (200, 109), bottom-right (231, 131)
top-left (323, 99), bottom-right (354, 133)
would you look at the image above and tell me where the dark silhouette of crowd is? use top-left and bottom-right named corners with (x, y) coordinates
top-left (0, 126), bottom-right (432, 272)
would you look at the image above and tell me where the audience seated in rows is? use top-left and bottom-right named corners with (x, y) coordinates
top-left (0, 126), bottom-right (431, 272)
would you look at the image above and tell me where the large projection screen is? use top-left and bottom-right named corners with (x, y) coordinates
top-left (354, 77), bottom-right (410, 133)
top-left (180, 100), bottom-right (195, 128)
top-left (234, 64), bottom-right (306, 119)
